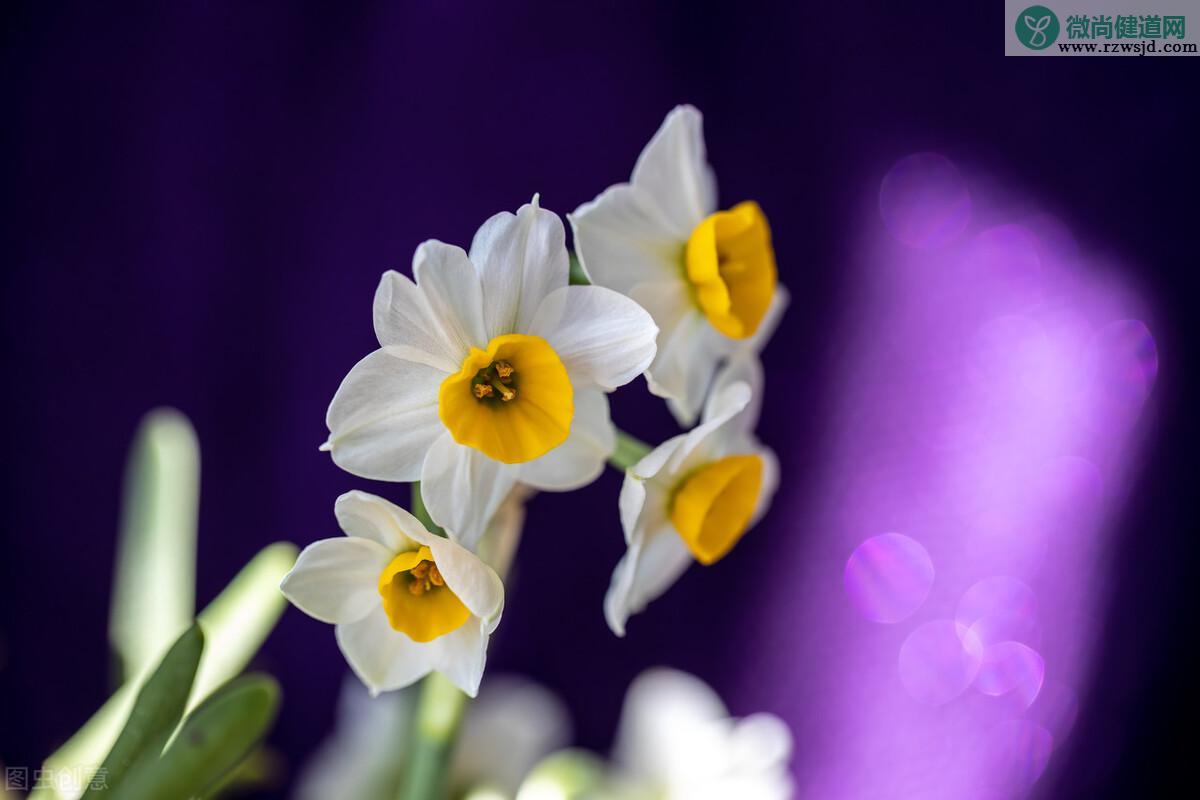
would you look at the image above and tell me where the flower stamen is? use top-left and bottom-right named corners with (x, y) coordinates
top-left (472, 361), bottom-right (519, 403)
top-left (404, 558), bottom-right (447, 596)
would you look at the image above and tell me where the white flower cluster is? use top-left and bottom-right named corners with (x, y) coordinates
top-left (281, 106), bottom-right (785, 698)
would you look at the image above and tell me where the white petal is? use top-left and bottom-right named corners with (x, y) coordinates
top-left (616, 481), bottom-right (650, 562)
top-left (519, 390), bottom-right (615, 491)
top-left (420, 434), bottom-right (517, 550)
top-left (372, 255), bottom-right (480, 372)
top-left (618, 434), bottom-right (685, 542)
top-left (428, 622), bottom-right (490, 697)
top-left (668, 380), bottom-right (753, 474)
top-left (334, 490), bottom-right (423, 553)
top-left (706, 351), bottom-right (765, 440)
top-left (645, 309), bottom-right (727, 427)
top-left (280, 537), bottom-right (392, 625)
top-left (568, 184), bottom-right (683, 294)
top-left (604, 523), bottom-right (692, 636)
top-left (469, 196), bottom-right (568, 339)
top-left (325, 349), bottom-right (446, 482)
top-left (411, 241), bottom-right (487, 351)
top-left (629, 278), bottom-right (694, 343)
top-left (752, 446), bottom-right (780, 526)
top-left (614, 668), bottom-right (729, 780)
top-left (528, 286), bottom-right (658, 392)
top-left (336, 609), bottom-right (434, 696)
top-left (631, 105), bottom-right (717, 239)
top-left (424, 534), bottom-right (505, 629)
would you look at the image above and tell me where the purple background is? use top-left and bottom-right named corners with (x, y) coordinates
top-left (2, 2), bottom-right (1196, 797)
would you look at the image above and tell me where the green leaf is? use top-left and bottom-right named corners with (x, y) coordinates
top-left (82, 625), bottom-right (204, 798)
top-left (34, 543), bottom-right (297, 800)
top-left (109, 409), bottom-right (200, 684)
top-left (190, 542), bottom-right (297, 705)
top-left (116, 674), bottom-right (281, 800)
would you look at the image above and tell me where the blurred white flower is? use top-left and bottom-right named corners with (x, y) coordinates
top-left (570, 105), bottom-right (787, 426)
top-left (612, 668), bottom-right (793, 800)
top-left (322, 197), bottom-right (657, 547)
top-left (295, 674), bottom-right (571, 800)
top-left (281, 491), bottom-right (504, 697)
top-left (605, 355), bottom-right (778, 635)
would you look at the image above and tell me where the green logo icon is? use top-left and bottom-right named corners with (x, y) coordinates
top-left (1016, 5), bottom-right (1060, 49)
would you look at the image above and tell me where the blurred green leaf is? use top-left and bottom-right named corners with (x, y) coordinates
top-left (191, 541), bottom-right (296, 705)
top-left (196, 746), bottom-right (284, 799)
top-left (82, 625), bottom-right (204, 798)
top-left (110, 409), bottom-right (199, 683)
top-left (116, 674), bottom-right (280, 800)
top-left (34, 543), bottom-right (297, 800)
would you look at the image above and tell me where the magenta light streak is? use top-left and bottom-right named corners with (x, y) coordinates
top-left (747, 153), bottom-right (1158, 798)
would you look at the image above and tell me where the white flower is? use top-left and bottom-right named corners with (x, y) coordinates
top-left (323, 197), bottom-right (658, 547)
top-left (612, 668), bottom-right (794, 800)
top-left (281, 491), bottom-right (505, 697)
top-left (295, 674), bottom-right (570, 800)
top-left (605, 355), bottom-right (778, 635)
top-left (569, 105), bottom-right (787, 426)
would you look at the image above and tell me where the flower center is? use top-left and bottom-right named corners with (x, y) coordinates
top-left (377, 546), bottom-right (471, 642)
top-left (471, 360), bottom-right (518, 402)
top-left (439, 333), bottom-right (574, 464)
top-left (684, 201), bottom-right (777, 340)
top-left (670, 454), bottom-right (764, 565)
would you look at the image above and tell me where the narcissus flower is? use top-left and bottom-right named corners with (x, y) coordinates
top-left (323, 197), bottom-right (657, 547)
top-left (610, 668), bottom-right (793, 800)
top-left (281, 491), bottom-right (504, 697)
top-left (570, 105), bottom-right (787, 425)
top-left (296, 674), bottom-right (569, 800)
top-left (605, 355), bottom-right (778, 635)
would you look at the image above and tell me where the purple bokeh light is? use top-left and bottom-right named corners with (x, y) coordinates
top-left (956, 577), bottom-right (1041, 649)
top-left (973, 641), bottom-right (1045, 710)
top-left (898, 620), bottom-right (984, 705)
top-left (749, 153), bottom-right (1158, 798)
top-left (844, 533), bottom-right (936, 624)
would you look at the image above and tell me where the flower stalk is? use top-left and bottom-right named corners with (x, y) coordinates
top-left (609, 429), bottom-right (652, 471)
top-left (398, 671), bottom-right (469, 800)
top-left (397, 482), bottom-right (469, 800)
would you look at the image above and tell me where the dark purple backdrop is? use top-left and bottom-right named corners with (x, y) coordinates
top-left (2, 3), bottom-right (1197, 798)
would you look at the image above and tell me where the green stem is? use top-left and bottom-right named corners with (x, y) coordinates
top-left (397, 483), bottom-right (467, 800)
top-left (609, 429), bottom-right (652, 471)
top-left (411, 481), bottom-right (445, 537)
top-left (398, 672), bottom-right (469, 800)
top-left (568, 251), bottom-right (590, 285)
